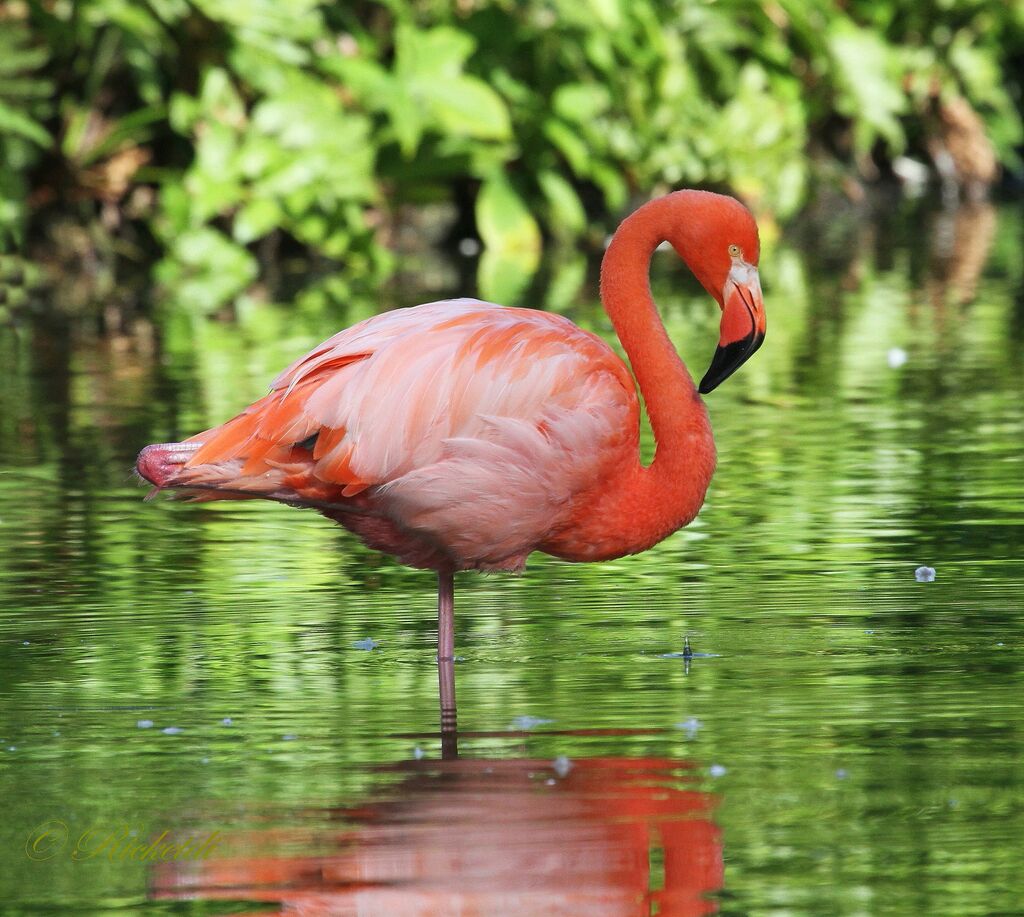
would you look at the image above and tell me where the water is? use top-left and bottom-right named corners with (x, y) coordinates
top-left (1, 197), bottom-right (1022, 914)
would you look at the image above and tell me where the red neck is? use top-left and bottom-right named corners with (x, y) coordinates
top-left (551, 195), bottom-right (716, 560)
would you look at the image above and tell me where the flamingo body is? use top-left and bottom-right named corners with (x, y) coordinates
top-left (141, 299), bottom-right (648, 572)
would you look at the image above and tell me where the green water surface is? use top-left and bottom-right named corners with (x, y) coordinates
top-left (1, 197), bottom-right (1022, 915)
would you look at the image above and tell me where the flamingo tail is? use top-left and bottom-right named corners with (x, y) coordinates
top-left (134, 440), bottom-right (370, 514)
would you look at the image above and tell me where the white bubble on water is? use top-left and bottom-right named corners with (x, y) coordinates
top-left (511, 716), bottom-right (553, 730)
top-left (884, 347), bottom-right (909, 368)
top-left (888, 347), bottom-right (908, 368)
top-left (674, 717), bottom-right (702, 738)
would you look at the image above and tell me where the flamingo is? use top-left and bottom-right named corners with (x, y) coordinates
top-left (137, 189), bottom-right (765, 731)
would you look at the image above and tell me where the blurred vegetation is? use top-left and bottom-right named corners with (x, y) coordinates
top-left (0, 0), bottom-right (1021, 309)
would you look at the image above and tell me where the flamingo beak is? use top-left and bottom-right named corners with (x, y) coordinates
top-left (699, 262), bottom-right (765, 394)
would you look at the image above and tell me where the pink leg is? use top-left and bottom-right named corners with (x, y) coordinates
top-left (437, 570), bottom-right (457, 757)
top-left (438, 570), bottom-right (455, 663)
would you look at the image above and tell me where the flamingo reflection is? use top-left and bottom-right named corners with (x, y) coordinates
top-left (152, 752), bottom-right (722, 915)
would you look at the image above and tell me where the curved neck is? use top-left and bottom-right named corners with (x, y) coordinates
top-left (595, 195), bottom-right (716, 552)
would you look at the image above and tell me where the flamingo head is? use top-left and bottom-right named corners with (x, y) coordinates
top-left (666, 191), bottom-right (766, 394)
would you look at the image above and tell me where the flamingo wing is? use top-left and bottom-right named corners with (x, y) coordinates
top-left (177, 298), bottom-right (638, 569)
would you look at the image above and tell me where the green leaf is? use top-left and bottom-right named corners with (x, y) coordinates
top-left (543, 252), bottom-right (588, 310)
top-left (543, 119), bottom-right (591, 176)
top-left (552, 84), bottom-right (611, 123)
top-left (198, 67), bottom-right (246, 124)
top-left (586, 0), bottom-right (624, 29)
top-left (389, 89), bottom-right (425, 158)
top-left (422, 76), bottom-right (510, 141)
top-left (234, 197), bottom-right (282, 244)
top-left (477, 248), bottom-right (536, 305)
top-left (0, 100), bottom-right (50, 147)
top-left (396, 25), bottom-right (475, 82)
top-left (168, 92), bottom-right (201, 133)
top-left (589, 162), bottom-right (627, 211)
top-left (476, 176), bottom-right (542, 257)
top-left (0, 44), bottom-right (48, 76)
top-left (538, 170), bottom-right (586, 236)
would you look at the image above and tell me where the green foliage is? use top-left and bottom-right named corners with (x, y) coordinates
top-left (1, 0), bottom-right (1022, 307)
top-left (0, 17), bottom-right (53, 245)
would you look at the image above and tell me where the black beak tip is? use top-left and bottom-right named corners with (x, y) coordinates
top-left (698, 332), bottom-right (764, 395)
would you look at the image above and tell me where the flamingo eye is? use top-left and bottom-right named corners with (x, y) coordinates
top-left (728, 244), bottom-right (742, 258)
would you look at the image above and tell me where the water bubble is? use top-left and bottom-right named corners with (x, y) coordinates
top-left (709, 764), bottom-right (727, 778)
top-left (162, 727), bottom-right (183, 735)
top-left (457, 238), bottom-right (480, 257)
top-left (552, 755), bottom-right (573, 777)
top-left (220, 717), bottom-right (233, 726)
top-left (353, 638), bottom-right (379, 651)
top-left (887, 347), bottom-right (908, 369)
top-left (137, 720), bottom-right (154, 729)
top-left (413, 746), bottom-right (425, 760)
top-left (915, 566), bottom-right (936, 583)
top-left (510, 716), bottom-right (553, 730)
top-left (674, 717), bottom-right (702, 738)
top-left (282, 734), bottom-right (297, 741)
top-left (835, 768), bottom-right (849, 779)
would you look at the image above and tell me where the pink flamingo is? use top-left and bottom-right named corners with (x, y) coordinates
top-left (137, 190), bottom-right (765, 726)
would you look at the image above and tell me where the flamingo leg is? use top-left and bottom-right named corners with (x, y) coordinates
top-left (437, 570), bottom-right (457, 758)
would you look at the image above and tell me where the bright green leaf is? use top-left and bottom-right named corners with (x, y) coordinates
top-left (422, 76), bottom-right (510, 141)
top-left (476, 176), bottom-right (542, 258)
top-left (477, 248), bottom-right (537, 305)
top-left (538, 170), bottom-right (586, 236)
top-left (553, 84), bottom-right (611, 123)
top-left (234, 197), bottom-right (282, 243)
top-left (0, 100), bottom-right (50, 146)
